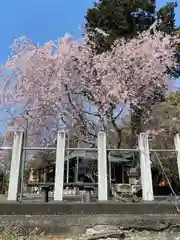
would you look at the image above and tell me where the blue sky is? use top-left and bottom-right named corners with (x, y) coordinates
top-left (0, 0), bottom-right (93, 63)
top-left (0, 0), bottom-right (179, 64)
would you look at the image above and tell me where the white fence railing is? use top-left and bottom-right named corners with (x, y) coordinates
top-left (1, 131), bottom-right (180, 202)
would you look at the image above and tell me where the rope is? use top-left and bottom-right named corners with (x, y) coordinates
top-left (153, 151), bottom-right (180, 212)
top-left (153, 151), bottom-right (177, 197)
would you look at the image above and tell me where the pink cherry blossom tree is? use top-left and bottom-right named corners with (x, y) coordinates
top-left (0, 30), bottom-right (179, 151)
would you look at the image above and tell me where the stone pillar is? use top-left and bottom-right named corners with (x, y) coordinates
top-left (54, 131), bottom-right (66, 201)
top-left (174, 134), bottom-right (180, 179)
top-left (97, 132), bottom-right (108, 201)
top-left (138, 133), bottom-right (154, 201)
top-left (43, 168), bottom-right (47, 183)
top-left (7, 131), bottom-right (24, 201)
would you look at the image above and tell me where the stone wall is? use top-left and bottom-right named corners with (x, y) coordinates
top-left (1, 203), bottom-right (180, 238)
top-left (0, 202), bottom-right (180, 215)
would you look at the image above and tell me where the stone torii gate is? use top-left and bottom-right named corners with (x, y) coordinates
top-left (7, 131), bottom-right (108, 201)
top-left (7, 131), bottom-right (180, 202)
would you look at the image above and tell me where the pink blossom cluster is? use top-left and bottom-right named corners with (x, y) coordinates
top-left (0, 30), bottom-right (179, 148)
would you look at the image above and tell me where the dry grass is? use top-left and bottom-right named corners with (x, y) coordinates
top-left (1, 226), bottom-right (180, 240)
top-left (0, 225), bottom-right (71, 240)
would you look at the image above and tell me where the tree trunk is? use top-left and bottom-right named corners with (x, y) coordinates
top-left (130, 105), bottom-right (143, 148)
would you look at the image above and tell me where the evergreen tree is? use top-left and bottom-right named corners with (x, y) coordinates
top-left (157, 2), bottom-right (177, 34)
top-left (85, 1), bottom-right (178, 53)
top-left (157, 2), bottom-right (179, 78)
top-left (85, 0), bottom-right (156, 53)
